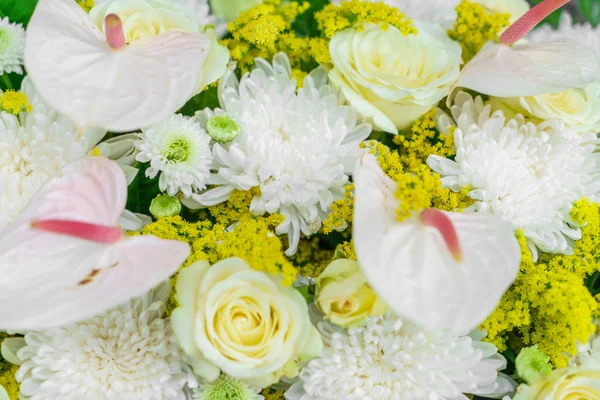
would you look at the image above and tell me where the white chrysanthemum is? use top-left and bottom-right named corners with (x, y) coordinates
top-left (571, 332), bottom-right (600, 370)
top-left (135, 114), bottom-right (213, 197)
top-left (191, 53), bottom-right (371, 255)
top-left (0, 78), bottom-right (104, 229)
top-left (528, 13), bottom-right (600, 59)
top-left (13, 283), bottom-right (196, 400)
top-left (0, 17), bottom-right (25, 75)
top-left (193, 375), bottom-right (263, 400)
top-left (427, 92), bottom-right (600, 259)
top-left (285, 313), bottom-right (513, 400)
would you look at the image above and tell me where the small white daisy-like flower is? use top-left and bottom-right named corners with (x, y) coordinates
top-left (0, 78), bottom-right (105, 229)
top-left (427, 92), bottom-right (600, 259)
top-left (0, 17), bottom-right (25, 75)
top-left (571, 331), bottom-right (600, 370)
top-left (11, 283), bottom-right (196, 400)
top-left (135, 114), bottom-right (213, 197)
top-left (191, 53), bottom-right (371, 255)
top-left (193, 375), bottom-right (263, 400)
top-left (285, 313), bottom-right (513, 400)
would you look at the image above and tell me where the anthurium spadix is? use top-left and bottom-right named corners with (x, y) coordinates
top-left (352, 155), bottom-right (521, 334)
top-left (454, 0), bottom-right (600, 98)
top-left (24, 0), bottom-right (211, 132)
top-left (0, 157), bottom-right (190, 331)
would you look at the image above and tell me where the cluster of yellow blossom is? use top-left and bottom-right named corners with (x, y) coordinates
top-left (291, 237), bottom-right (335, 278)
top-left (222, 0), bottom-right (318, 74)
top-left (482, 199), bottom-right (600, 367)
top-left (335, 240), bottom-right (357, 261)
top-left (448, 0), bottom-right (510, 63)
top-left (322, 183), bottom-right (353, 234)
top-left (315, 0), bottom-right (416, 38)
top-left (0, 91), bottom-right (32, 115)
top-left (76, 0), bottom-right (94, 12)
top-left (0, 334), bottom-right (18, 400)
top-left (208, 188), bottom-right (260, 226)
top-left (261, 388), bottom-right (286, 400)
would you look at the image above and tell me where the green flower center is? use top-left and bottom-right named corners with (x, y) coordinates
top-left (163, 138), bottom-right (191, 162)
top-left (201, 375), bottom-right (250, 400)
top-left (206, 115), bottom-right (241, 144)
top-left (0, 28), bottom-right (12, 52)
top-left (149, 194), bottom-right (181, 219)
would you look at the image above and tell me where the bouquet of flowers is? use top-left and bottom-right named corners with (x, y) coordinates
top-left (1, 0), bottom-right (600, 398)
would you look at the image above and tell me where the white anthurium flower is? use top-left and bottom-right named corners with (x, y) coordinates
top-left (24, 0), bottom-right (214, 132)
top-left (352, 154), bottom-right (521, 334)
top-left (454, 0), bottom-right (600, 98)
top-left (0, 157), bottom-right (190, 331)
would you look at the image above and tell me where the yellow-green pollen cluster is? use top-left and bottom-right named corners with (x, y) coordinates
top-left (207, 115), bottom-right (241, 143)
top-left (163, 138), bottom-right (191, 162)
top-left (515, 345), bottom-right (553, 383)
top-left (0, 28), bottom-right (13, 52)
top-left (197, 374), bottom-right (255, 400)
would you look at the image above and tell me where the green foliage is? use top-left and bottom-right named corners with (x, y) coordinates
top-left (126, 163), bottom-right (162, 216)
top-left (292, 0), bottom-right (329, 37)
top-left (532, 0), bottom-right (563, 27)
top-left (0, 0), bottom-right (38, 26)
top-left (580, 0), bottom-right (600, 26)
top-left (179, 85), bottom-right (220, 117)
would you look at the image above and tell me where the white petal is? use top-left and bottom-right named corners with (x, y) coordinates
top-left (0, 157), bottom-right (190, 330)
top-left (455, 38), bottom-right (600, 97)
top-left (24, 0), bottom-right (211, 132)
top-left (353, 155), bottom-right (520, 334)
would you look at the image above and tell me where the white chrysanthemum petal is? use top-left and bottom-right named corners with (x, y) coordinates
top-left (0, 17), bottom-right (24, 75)
top-left (285, 314), bottom-right (514, 400)
top-left (191, 53), bottom-right (372, 255)
top-left (135, 114), bottom-right (213, 197)
top-left (0, 78), bottom-right (104, 229)
top-left (427, 92), bottom-right (600, 257)
top-left (13, 283), bottom-right (196, 400)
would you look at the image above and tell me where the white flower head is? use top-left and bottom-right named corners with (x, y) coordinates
top-left (193, 375), bottom-right (263, 400)
top-left (191, 53), bottom-right (372, 255)
top-left (427, 92), bottom-right (600, 259)
top-left (0, 78), bottom-right (105, 229)
top-left (136, 114), bottom-right (213, 197)
top-left (571, 331), bottom-right (600, 371)
top-left (285, 314), bottom-right (514, 400)
top-left (0, 17), bottom-right (25, 75)
top-left (11, 283), bottom-right (197, 400)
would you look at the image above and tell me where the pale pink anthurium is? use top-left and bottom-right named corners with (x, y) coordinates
top-left (0, 157), bottom-right (190, 331)
top-left (352, 154), bottom-right (521, 334)
top-left (454, 0), bottom-right (600, 98)
top-left (24, 0), bottom-right (211, 132)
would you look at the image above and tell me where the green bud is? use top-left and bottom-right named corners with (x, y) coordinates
top-left (195, 374), bottom-right (256, 400)
top-left (516, 345), bottom-right (553, 384)
top-left (206, 115), bottom-right (241, 144)
top-left (149, 194), bottom-right (181, 219)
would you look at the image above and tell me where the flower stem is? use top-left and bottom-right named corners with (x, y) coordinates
top-left (2, 74), bottom-right (13, 90)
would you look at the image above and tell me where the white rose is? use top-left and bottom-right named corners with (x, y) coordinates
top-left (472, 0), bottom-right (530, 24)
top-left (491, 83), bottom-right (600, 133)
top-left (90, 0), bottom-right (229, 93)
top-left (329, 22), bottom-right (462, 133)
top-left (171, 258), bottom-right (323, 388)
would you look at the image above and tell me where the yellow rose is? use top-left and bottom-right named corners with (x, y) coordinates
top-left (171, 258), bottom-right (323, 388)
top-left (490, 83), bottom-right (600, 133)
top-left (316, 259), bottom-right (388, 327)
top-left (329, 23), bottom-right (462, 134)
top-left (90, 0), bottom-right (229, 93)
top-left (209, 0), bottom-right (262, 22)
top-left (472, 0), bottom-right (530, 24)
top-left (513, 368), bottom-right (600, 400)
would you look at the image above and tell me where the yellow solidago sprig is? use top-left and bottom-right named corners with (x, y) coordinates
top-left (76, 0), bottom-right (94, 12)
top-left (315, 0), bottom-right (416, 38)
top-left (448, 0), bottom-right (510, 63)
top-left (223, 0), bottom-right (314, 74)
top-left (0, 90), bottom-right (32, 115)
top-left (291, 237), bottom-right (335, 278)
top-left (482, 200), bottom-right (600, 367)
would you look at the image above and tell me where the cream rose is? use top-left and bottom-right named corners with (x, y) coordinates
top-left (472, 0), bottom-right (530, 24)
top-left (315, 259), bottom-right (388, 327)
top-left (490, 83), bottom-right (600, 133)
top-left (90, 0), bottom-right (229, 93)
top-left (329, 22), bottom-right (462, 134)
top-left (209, 0), bottom-right (262, 22)
top-left (171, 258), bottom-right (323, 388)
top-left (513, 367), bottom-right (600, 399)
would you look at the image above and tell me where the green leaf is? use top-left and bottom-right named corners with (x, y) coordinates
top-left (179, 85), bottom-right (220, 117)
top-left (0, 0), bottom-right (38, 26)
top-left (292, 0), bottom-right (329, 37)
top-left (532, 0), bottom-right (563, 28)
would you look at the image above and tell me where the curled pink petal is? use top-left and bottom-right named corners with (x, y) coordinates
top-left (500, 0), bottom-right (572, 45)
top-left (105, 14), bottom-right (126, 49)
top-left (32, 220), bottom-right (122, 244)
top-left (420, 209), bottom-right (463, 262)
